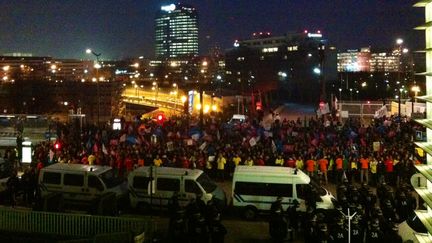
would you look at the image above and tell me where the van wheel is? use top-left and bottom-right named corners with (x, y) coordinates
top-left (243, 206), bottom-right (257, 220)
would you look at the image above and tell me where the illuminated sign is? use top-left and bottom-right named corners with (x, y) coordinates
top-left (161, 4), bottom-right (176, 12)
top-left (113, 118), bottom-right (121, 130)
top-left (307, 33), bottom-right (323, 38)
top-left (22, 141), bottom-right (32, 163)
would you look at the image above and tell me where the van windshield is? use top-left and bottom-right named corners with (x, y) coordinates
top-left (100, 170), bottom-right (124, 189)
top-left (196, 173), bottom-right (217, 193)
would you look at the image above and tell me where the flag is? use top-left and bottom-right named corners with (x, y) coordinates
top-left (271, 140), bottom-right (277, 153)
top-left (249, 137), bottom-right (257, 147)
top-left (102, 144), bottom-right (108, 155)
top-left (119, 134), bottom-right (126, 143)
top-left (199, 142), bottom-right (207, 151)
top-left (374, 105), bottom-right (388, 118)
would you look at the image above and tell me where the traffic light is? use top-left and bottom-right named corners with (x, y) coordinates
top-left (156, 113), bottom-right (165, 124)
top-left (54, 142), bottom-right (61, 150)
top-left (256, 101), bottom-right (262, 111)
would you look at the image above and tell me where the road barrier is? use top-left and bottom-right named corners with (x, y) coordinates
top-left (0, 206), bottom-right (150, 238)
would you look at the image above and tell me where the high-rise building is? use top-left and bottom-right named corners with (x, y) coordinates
top-left (155, 3), bottom-right (199, 59)
top-left (337, 47), bottom-right (410, 73)
top-left (337, 48), bottom-right (371, 72)
top-left (413, 1), bottom-right (432, 242)
top-left (225, 31), bottom-right (337, 103)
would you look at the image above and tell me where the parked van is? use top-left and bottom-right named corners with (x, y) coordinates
top-left (232, 165), bottom-right (335, 219)
top-left (38, 163), bottom-right (128, 206)
top-left (128, 166), bottom-right (226, 209)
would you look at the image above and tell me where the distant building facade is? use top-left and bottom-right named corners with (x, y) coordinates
top-left (337, 47), bottom-right (411, 73)
top-left (155, 3), bottom-right (199, 59)
top-left (224, 31), bottom-right (337, 103)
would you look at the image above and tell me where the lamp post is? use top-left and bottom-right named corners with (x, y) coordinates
top-left (395, 39), bottom-right (404, 117)
top-left (173, 83), bottom-right (178, 112)
top-left (411, 85), bottom-right (420, 115)
top-left (86, 48), bottom-right (102, 124)
top-left (152, 82), bottom-right (158, 106)
top-left (338, 88), bottom-right (342, 101)
top-left (398, 88), bottom-right (403, 116)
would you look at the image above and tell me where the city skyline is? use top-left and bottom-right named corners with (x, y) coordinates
top-left (0, 0), bottom-right (423, 59)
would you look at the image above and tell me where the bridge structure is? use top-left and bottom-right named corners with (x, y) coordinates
top-left (122, 87), bottom-right (185, 117)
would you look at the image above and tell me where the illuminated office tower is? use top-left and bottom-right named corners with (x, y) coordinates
top-left (413, 1), bottom-right (432, 242)
top-left (155, 3), bottom-right (199, 59)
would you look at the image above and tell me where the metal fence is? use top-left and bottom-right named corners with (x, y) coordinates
top-left (0, 207), bottom-right (150, 238)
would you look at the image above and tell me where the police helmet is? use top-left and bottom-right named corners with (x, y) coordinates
top-left (371, 219), bottom-right (380, 228)
top-left (320, 223), bottom-right (328, 232)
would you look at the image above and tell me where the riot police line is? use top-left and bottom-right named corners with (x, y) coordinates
top-left (268, 179), bottom-right (414, 242)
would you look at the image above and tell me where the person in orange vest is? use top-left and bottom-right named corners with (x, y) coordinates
top-left (138, 156), bottom-right (145, 167)
top-left (335, 155), bottom-right (344, 183)
top-left (306, 157), bottom-right (316, 178)
top-left (359, 154), bottom-right (369, 184)
top-left (318, 157), bottom-right (328, 185)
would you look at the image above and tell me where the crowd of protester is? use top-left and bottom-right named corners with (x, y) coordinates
top-left (0, 110), bottom-right (425, 242)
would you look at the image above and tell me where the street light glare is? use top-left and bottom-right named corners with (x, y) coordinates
top-left (396, 38), bottom-right (403, 45)
top-left (86, 49), bottom-right (92, 54)
top-left (313, 67), bottom-right (321, 75)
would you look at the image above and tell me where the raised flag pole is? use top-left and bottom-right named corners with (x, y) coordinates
top-left (339, 208), bottom-right (357, 243)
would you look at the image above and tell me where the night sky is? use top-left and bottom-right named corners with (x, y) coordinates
top-left (0, 0), bottom-right (424, 59)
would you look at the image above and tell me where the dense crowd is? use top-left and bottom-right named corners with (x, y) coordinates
top-left (0, 111), bottom-right (425, 242)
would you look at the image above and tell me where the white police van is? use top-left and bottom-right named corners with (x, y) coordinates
top-left (38, 163), bottom-right (128, 206)
top-left (128, 166), bottom-right (226, 209)
top-left (232, 165), bottom-right (335, 219)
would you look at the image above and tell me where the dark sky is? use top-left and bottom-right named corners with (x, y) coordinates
top-left (0, 0), bottom-right (424, 59)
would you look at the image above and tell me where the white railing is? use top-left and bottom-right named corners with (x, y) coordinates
top-left (0, 207), bottom-right (150, 238)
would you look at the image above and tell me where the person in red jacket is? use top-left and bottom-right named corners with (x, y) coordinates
top-left (385, 156), bottom-right (394, 185)
top-left (285, 157), bottom-right (296, 168)
top-left (124, 155), bottom-right (133, 176)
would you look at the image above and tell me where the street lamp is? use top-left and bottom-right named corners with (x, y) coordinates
top-left (86, 48), bottom-right (102, 124)
top-left (173, 83), bottom-right (178, 111)
top-left (338, 88), bottom-right (342, 101)
top-left (411, 85), bottom-right (420, 114)
top-left (152, 82), bottom-right (158, 105)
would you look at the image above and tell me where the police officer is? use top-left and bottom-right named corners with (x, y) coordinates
top-left (395, 192), bottom-right (410, 222)
top-left (286, 200), bottom-right (299, 240)
top-left (6, 170), bottom-right (19, 208)
top-left (350, 218), bottom-right (364, 243)
top-left (303, 214), bottom-right (318, 243)
top-left (205, 197), bottom-right (220, 224)
top-left (381, 199), bottom-right (397, 223)
top-left (317, 223), bottom-right (330, 243)
top-left (188, 212), bottom-right (209, 243)
top-left (366, 219), bottom-right (383, 243)
top-left (270, 196), bottom-right (283, 216)
top-left (269, 207), bottom-right (287, 243)
top-left (330, 219), bottom-right (347, 243)
top-left (168, 192), bottom-right (181, 217)
top-left (168, 210), bottom-right (187, 243)
top-left (383, 223), bottom-right (402, 243)
top-left (336, 183), bottom-right (347, 202)
top-left (376, 182), bottom-right (387, 202)
top-left (209, 213), bottom-right (227, 243)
